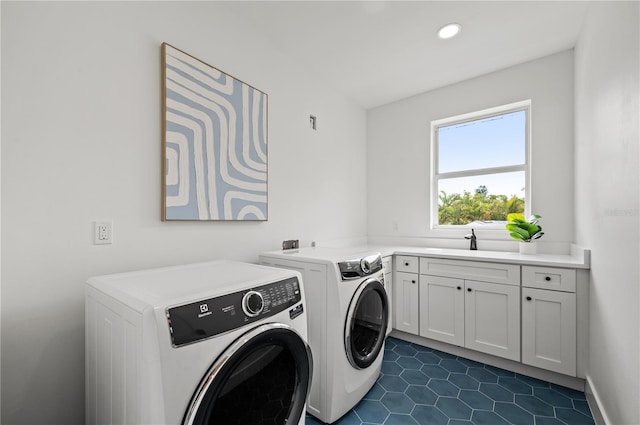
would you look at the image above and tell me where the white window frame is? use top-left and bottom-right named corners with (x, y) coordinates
top-left (430, 100), bottom-right (532, 234)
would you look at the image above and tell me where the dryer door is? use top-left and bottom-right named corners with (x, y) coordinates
top-left (344, 278), bottom-right (389, 369)
top-left (183, 323), bottom-right (312, 425)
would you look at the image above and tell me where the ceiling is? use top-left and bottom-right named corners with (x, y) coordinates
top-left (224, 1), bottom-right (590, 109)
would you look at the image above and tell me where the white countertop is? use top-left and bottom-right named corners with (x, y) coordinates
top-left (309, 244), bottom-right (591, 269)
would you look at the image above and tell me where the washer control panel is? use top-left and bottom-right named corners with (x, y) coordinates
top-left (338, 254), bottom-right (383, 280)
top-left (166, 276), bottom-right (302, 347)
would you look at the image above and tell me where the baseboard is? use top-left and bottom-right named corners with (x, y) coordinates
top-left (585, 376), bottom-right (610, 425)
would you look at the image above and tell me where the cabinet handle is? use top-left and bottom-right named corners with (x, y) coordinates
top-left (545, 276), bottom-right (551, 281)
top-left (405, 262), bottom-right (410, 266)
top-left (457, 286), bottom-right (462, 290)
top-left (411, 280), bottom-right (416, 284)
top-left (467, 288), bottom-right (472, 292)
top-left (526, 296), bottom-right (532, 301)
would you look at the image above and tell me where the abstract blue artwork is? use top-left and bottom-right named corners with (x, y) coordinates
top-left (162, 43), bottom-right (268, 221)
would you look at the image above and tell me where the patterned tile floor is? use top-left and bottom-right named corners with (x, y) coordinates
top-left (306, 337), bottom-right (595, 425)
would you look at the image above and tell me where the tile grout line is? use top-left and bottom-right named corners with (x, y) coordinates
top-left (307, 337), bottom-right (596, 425)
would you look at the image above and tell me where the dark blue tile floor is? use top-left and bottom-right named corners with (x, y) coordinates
top-left (306, 337), bottom-right (595, 425)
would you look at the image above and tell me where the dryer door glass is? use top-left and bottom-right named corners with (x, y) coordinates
top-left (184, 325), bottom-right (312, 425)
top-left (345, 279), bottom-right (389, 369)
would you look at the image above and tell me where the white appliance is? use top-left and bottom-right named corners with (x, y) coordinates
top-left (260, 247), bottom-right (390, 424)
top-left (85, 260), bottom-right (312, 425)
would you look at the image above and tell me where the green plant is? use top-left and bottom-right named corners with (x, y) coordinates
top-left (438, 190), bottom-right (525, 225)
top-left (505, 213), bottom-right (544, 242)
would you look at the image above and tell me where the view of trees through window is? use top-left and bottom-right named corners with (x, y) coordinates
top-left (438, 186), bottom-right (525, 225)
top-left (433, 102), bottom-right (529, 227)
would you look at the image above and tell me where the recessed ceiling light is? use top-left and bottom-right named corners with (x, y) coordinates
top-left (437, 23), bottom-right (461, 39)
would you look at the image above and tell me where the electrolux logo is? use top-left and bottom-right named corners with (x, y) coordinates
top-left (198, 303), bottom-right (212, 318)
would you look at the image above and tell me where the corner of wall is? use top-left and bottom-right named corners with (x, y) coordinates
top-left (585, 376), bottom-right (610, 425)
top-left (574, 2), bottom-right (640, 425)
top-left (0, 0), bottom-right (3, 419)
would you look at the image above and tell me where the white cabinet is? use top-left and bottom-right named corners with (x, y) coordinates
top-left (464, 280), bottom-right (521, 361)
top-left (522, 266), bottom-right (577, 376)
top-left (419, 275), bottom-right (464, 346)
top-left (394, 256), bottom-right (419, 334)
top-left (394, 255), bottom-right (420, 335)
top-left (396, 255), bottom-right (419, 273)
top-left (418, 258), bottom-right (521, 362)
top-left (522, 266), bottom-right (576, 292)
top-left (420, 257), bottom-right (520, 285)
top-left (395, 271), bottom-right (419, 334)
top-left (393, 255), bottom-right (583, 376)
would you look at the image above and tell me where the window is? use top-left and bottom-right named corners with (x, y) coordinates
top-left (431, 101), bottom-right (530, 228)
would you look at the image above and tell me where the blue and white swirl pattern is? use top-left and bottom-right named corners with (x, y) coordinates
top-left (163, 44), bottom-right (267, 220)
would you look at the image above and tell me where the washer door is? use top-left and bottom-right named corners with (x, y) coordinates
top-left (183, 323), bottom-right (312, 425)
top-left (344, 278), bottom-right (389, 369)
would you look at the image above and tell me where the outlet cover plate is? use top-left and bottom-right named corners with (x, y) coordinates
top-left (94, 221), bottom-right (113, 245)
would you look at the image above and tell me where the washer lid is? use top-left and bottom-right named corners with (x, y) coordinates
top-left (86, 260), bottom-right (299, 312)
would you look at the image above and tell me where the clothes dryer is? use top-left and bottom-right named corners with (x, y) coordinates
top-left (85, 260), bottom-right (312, 425)
top-left (260, 248), bottom-right (389, 423)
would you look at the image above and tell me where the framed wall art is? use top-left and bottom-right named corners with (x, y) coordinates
top-left (161, 43), bottom-right (268, 221)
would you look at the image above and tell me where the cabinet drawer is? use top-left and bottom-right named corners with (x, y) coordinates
top-left (395, 256), bottom-right (419, 273)
top-left (522, 266), bottom-right (576, 293)
top-left (420, 258), bottom-right (520, 286)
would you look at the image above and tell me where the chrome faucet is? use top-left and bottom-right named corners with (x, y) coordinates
top-left (464, 229), bottom-right (477, 250)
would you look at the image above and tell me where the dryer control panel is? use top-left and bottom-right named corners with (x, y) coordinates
top-left (166, 276), bottom-right (302, 347)
top-left (339, 254), bottom-right (383, 280)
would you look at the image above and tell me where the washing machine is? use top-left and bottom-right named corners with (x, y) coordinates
top-left (85, 260), bottom-right (312, 425)
top-left (260, 247), bottom-right (389, 424)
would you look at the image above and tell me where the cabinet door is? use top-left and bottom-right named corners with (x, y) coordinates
top-left (394, 272), bottom-right (419, 335)
top-left (522, 288), bottom-right (577, 376)
top-left (419, 275), bottom-right (464, 346)
top-left (465, 280), bottom-right (521, 361)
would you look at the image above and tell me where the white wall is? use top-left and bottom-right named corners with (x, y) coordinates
top-left (0, 2), bottom-right (366, 424)
top-left (367, 51), bottom-right (575, 250)
top-left (0, 1), bottom-right (3, 421)
top-left (574, 2), bottom-right (640, 424)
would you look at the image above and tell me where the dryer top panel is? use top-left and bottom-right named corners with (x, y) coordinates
top-left (86, 260), bottom-right (300, 312)
top-left (261, 246), bottom-right (384, 265)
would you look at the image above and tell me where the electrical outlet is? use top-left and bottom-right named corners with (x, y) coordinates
top-left (94, 221), bottom-right (113, 245)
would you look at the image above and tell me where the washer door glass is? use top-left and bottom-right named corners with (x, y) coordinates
top-left (184, 324), bottom-right (312, 425)
top-left (345, 278), bottom-right (389, 369)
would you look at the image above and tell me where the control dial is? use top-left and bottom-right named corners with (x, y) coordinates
top-left (361, 258), bottom-right (371, 274)
top-left (242, 290), bottom-right (264, 317)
